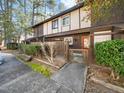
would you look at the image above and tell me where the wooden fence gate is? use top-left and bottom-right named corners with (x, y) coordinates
top-left (55, 41), bottom-right (69, 61)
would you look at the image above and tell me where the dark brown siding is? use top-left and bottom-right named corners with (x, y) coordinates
top-left (33, 25), bottom-right (43, 37)
top-left (34, 28), bottom-right (37, 37)
top-left (38, 25), bottom-right (43, 36)
top-left (121, 32), bottom-right (124, 39)
top-left (45, 33), bottom-right (90, 49)
top-left (113, 29), bottom-right (124, 40)
top-left (70, 34), bottom-right (82, 49)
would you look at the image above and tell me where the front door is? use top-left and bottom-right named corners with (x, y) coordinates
top-left (82, 35), bottom-right (90, 49)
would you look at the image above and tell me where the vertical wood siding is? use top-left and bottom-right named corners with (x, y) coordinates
top-left (43, 23), bottom-right (48, 35)
top-left (71, 9), bottom-right (80, 30)
top-left (33, 25), bottom-right (43, 37)
top-left (47, 21), bottom-right (52, 34)
top-left (80, 7), bottom-right (91, 28)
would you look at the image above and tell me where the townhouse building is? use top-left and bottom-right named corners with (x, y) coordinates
top-left (26, 2), bottom-right (124, 61)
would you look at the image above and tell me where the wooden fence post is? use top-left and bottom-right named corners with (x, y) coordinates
top-left (64, 41), bottom-right (69, 62)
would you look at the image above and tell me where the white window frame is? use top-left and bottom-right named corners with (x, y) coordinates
top-left (62, 16), bottom-right (70, 26)
top-left (52, 19), bottom-right (58, 29)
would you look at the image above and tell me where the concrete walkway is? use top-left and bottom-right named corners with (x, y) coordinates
top-left (0, 53), bottom-right (87, 93)
top-left (52, 63), bottom-right (87, 93)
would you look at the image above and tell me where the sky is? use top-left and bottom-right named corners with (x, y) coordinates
top-left (60, 0), bottom-right (76, 8)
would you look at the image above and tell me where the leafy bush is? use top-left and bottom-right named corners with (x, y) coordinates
top-left (20, 44), bottom-right (41, 56)
top-left (19, 43), bottom-right (56, 59)
top-left (95, 40), bottom-right (124, 76)
top-left (7, 43), bottom-right (18, 50)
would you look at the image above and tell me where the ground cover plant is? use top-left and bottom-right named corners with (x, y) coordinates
top-left (26, 62), bottom-right (51, 77)
top-left (17, 56), bottom-right (51, 77)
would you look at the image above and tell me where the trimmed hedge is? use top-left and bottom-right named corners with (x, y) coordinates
top-left (95, 40), bottom-right (124, 76)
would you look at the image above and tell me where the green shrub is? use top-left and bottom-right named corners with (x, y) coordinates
top-left (95, 40), bottom-right (124, 76)
top-left (20, 44), bottom-right (41, 56)
top-left (7, 43), bottom-right (18, 50)
top-left (19, 43), bottom-right (56, 58)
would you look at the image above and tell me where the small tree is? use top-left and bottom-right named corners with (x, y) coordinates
top-left (80, 0), bottom-right (124, 23)
top-left (41, 42), bottom-right (56, 64)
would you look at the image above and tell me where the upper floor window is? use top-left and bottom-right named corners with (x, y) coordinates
top-left (62, 16), bottom-right (70, 26)
top-left (52, 19), bottom-right (58, 29)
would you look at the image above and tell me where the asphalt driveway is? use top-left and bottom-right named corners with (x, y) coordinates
top-left (0, 53), bottom-right (87, 93)
top-left (0, 53), bottom-right (31, 86)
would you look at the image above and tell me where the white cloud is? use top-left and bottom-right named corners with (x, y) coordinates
top-left (61, 0), bottom-right (76, 8)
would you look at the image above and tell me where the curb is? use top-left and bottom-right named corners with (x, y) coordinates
top-left (16, 53), bottom-right (59, 69)
top-left (91, 77), bottom-right (124, 93)
top-left (83, 65), bottom-right (88, 93)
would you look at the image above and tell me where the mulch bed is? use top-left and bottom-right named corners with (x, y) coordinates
top-left (85, 64), bottom-right (124, 93)
top-left (85, 80), bottom-right (120, 93)
top-left (35, 55), bottom-right (67, 68)
top-left (88, 65), bottom-right (124, 87)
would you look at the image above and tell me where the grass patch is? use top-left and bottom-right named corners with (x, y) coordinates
top-left (16, 56), bottom-right (51, 77)
top-left (26, 62), bottom-right (51, 77)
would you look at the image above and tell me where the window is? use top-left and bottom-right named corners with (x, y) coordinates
top-left (62, 16), bottom-right (70, 26)
top-left (52, 19), bottom-right (58, 29)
